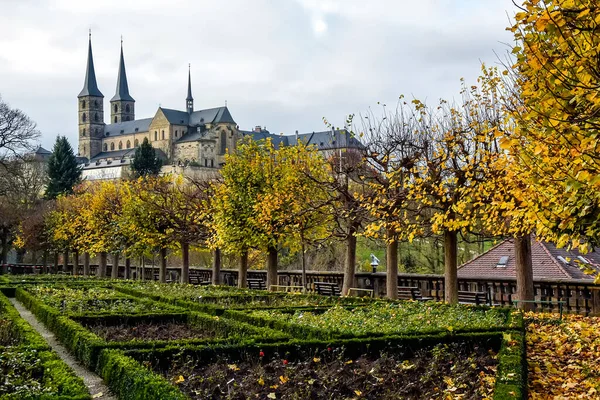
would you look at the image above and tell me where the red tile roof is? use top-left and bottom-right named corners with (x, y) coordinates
top-left (458, 237), bottom-right (599, 281)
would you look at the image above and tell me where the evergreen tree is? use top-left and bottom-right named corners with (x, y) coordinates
top-left (131, 137), bottom-right (162, 178)
top-left (45, 136), bottom-right (81, 199)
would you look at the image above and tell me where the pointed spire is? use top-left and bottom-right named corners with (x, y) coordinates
top-left (186, 64), bottom-right (193, 101)
top-left (110, 38), bottom-right (134, 102)
top-left (186, 64), bottom-right (194, 114)
top-left (78, 30), bottom-right (103, 98)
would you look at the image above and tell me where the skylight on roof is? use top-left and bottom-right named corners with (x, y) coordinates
top-left (577, 256), bottom-right (590, 264)
top-left (557, 256), bottom-right (570, 264)
top-left (496, 256), bottom-right (509, 268)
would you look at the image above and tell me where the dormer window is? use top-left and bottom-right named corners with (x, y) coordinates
top-left (135, 128), bottom-right (139, 132)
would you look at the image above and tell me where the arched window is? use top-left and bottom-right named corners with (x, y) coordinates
top-left (126, 140), bottom-right (131, 149)
top-left (125, 104), bottom-right (130, 113)
top-left (162, 130), bottom-right (165, 140)
top-left (118, 141), bottom-right (123, 150)
top-left (134, 139), bottom-right (139, 147)
top-left (81, 128), bottom-right (86, 136)
top-left (114, 104), bottom-right (118, 112)
top-left (94, 100), bottom-right (98, 107)
top-left (103, 143), bottom-right (108, 151)
top-left (154, 131), bottom-right (157, 141)
top-left (83, 145), bottom-right (86, 154)
top-left (94, 113), bottom-right (99, 122)
top-left (110, 142), bottom-right (115, 150)
top-left (114, 116), bottom-right (118, 123)
top-left (175, 130), bottom-right (178, 138)
top-left (81, 100), bottom-right (86, 109)
top-left (82, 113), bottom-right (87, 122)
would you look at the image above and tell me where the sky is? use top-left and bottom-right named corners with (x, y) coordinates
top-left (0, 0), bottom-right (517, 151)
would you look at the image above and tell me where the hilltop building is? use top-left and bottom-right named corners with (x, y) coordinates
top-left (76, 34), bottom-right (361, 180)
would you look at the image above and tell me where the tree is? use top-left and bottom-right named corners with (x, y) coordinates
top-left (212, 138), bottom-right (330, 289)
top-left (508, 1), bottom-right (600, 256)
top-left (45, 136), bottom-right (81, 199)
top-left (358, 101), bottom-right (424, 299)
top-left (0, 95), bottom-right (39, 166)
top-left (303, 129), bottom-right (371, 295)
top-left (131, 137), bottom-right (162, 178)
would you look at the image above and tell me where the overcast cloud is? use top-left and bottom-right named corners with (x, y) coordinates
top-left (0, 0), bottom-right (517, 151)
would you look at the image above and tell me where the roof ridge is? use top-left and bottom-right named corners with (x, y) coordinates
top-left (458, 238), bottom-right (509, 269)
top-left (538, 240), bottom-right (572, 279)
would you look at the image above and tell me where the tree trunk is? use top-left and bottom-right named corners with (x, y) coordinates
top-left (0, 229), bottom-right (8, 265)
top-left (53, 252), bottom-right (59, 274)
top-left (99, 252), bottom-right (107, 277)
top-left (111, 253), bottom-right (120, 279)
top-left (342, 224), bottom-right (358, 296)
top-left (444, 230), bottom-right (458, 304)
top-left (212, 248), bottom-right (221, 285)
top-left (386, 231), bottom-right (399, 300)
top-left (83, 253), bottom-right (90, 277)
top-left (266, 246), bottom-right (278, 290)
top-left (301, 242), bottom-right (307, 293)
top-left (141, 256), bottom-right (146, 281)
top-left (72, 250), bottom-right (79, 276)
top-left (42, 251), bottom-right (48, 274)
top-left (159, 248), bottom-right (167, 283)
top-left (62, 249), bottom-right (69, 273)
top-left (238, 251), bottom-right (248, 288)
top-left (181, 242), bottom-right (190, 284)
top-left (515, 234), bottom-right (534, 311)
top-left (125, 257), bottom-right (131, 280)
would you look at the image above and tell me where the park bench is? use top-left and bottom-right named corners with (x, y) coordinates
top-left (314, 282), bottom-right (341, 297)
top-left (247, 278), bottom-right (267, 290)
top-left (458, 291), bottom-right (490, 306)
top-left (397, 286), bottom-right (433, 301)
top-left (348, 288), bottom-right (374, 298)
top-left (189, 275), bottom-right (211, 285)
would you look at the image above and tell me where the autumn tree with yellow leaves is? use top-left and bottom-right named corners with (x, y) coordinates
top-left (508, 0), bottom-right (600, 260)
top-left (212, 137), bottom-right (331, 289)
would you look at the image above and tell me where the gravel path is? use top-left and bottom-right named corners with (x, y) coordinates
top-left (9, 298), bottom-right (117, 400)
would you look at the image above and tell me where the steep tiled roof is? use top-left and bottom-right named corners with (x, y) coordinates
top-left (161, 106), bottom-right (236, 126)
top-left (240, 129), bottom-right (363, 150)
top-left (78, 37), bottom-right (103, 98)
top-left (104, 118), bottom-right (152, 137)
top-left (458, 237), bottom-right (599, 280)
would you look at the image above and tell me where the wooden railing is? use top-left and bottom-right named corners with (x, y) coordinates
top-left (3, 263), bottom-right (599, 315)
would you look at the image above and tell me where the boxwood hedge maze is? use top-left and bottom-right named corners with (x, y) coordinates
top-left (0, 276), bottom-right (526, 399)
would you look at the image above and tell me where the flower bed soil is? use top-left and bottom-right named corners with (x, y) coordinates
top-left (86, 321), bottom-right (217, 342)
top-left (160, 342), bottom-right (497, 399)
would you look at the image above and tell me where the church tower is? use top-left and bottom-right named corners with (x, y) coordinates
top-left (186, 65), bottom-right (194, 114)
top-left (110, 40), bottom-right (135, 124)
top-left (78, 32), bottom-right (104, 160)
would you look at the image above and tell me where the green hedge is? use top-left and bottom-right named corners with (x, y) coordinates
top-left (16, 288), bottom-right (290, 370)
top-left (493, 330), bottom-right (527, 400)
top-left (0, 292), bottom-right (90, 400)
top-left (0, 291), bottom-right (48, 349)
top-left (97, 349), bottom-right (187, 400)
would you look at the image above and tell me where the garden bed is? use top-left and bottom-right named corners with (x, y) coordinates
top-left (166, 342), bottom-right (496, 399)
top-left (0, 292), bottom-right (90, 399)
top-left (25, 285), bottom-right (180, 316)
top-left (230, 302), bottom-right (519, 339)
top-left (85, 319), bottom-right (220, 342)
